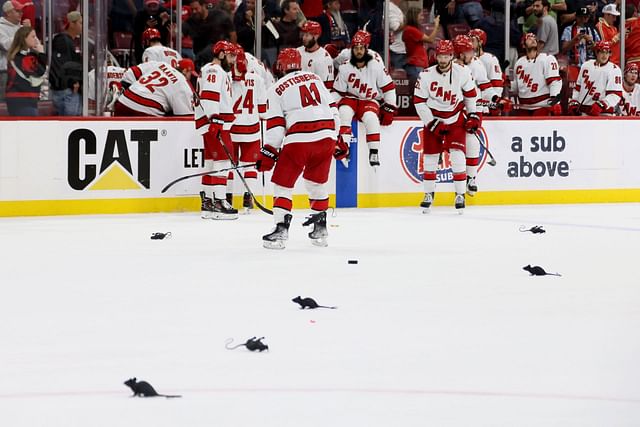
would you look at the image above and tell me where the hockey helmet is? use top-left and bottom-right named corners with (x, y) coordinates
top-left (177, 58), bottom-right (198, 76)
top-left (625, 62), bottom-right (639, 74)
top-left (468, 28), bottom-right (487, 46)
top-left (142, 28), bottom-right (162, 46)
top-left (521, 32), bottom-right (537, 49)
top-left (301, 20), bottom-right (322, 37)
top-left (212, 40), bottom-right (237, 57)
top-left (435, 39), bottom-right (454, 56)
top-left (232, 46), bottom-right (248, 80)
top-left (324, 43), bottom-right (339, 59)
top-left (276, 48), bottom-right (302, 73)
top-left (453, 35), bottom-right (474, 55)
top-left (351, 30), bottom-right (371, 47)
top-left (593, 40), bottom-right (612, 53)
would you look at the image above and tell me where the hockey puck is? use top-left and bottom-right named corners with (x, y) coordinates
top-left (348, 259), bottom-right (358, 264)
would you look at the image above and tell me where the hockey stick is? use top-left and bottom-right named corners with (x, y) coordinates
top-left (473, 132), bottom-right (497, 167)
top-left (161, 164), bottom-right (257, 193)
top-left (217, 132), bottom-right (273, 215)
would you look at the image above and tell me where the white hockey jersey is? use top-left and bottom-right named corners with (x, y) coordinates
top-left (121, 61), bottom-right (160, 88)
top-left (467, 57), bottom-right (496, 111)
top-left (413, 63), bottom-right (478, 125)
top-left (298, 46), bottom-right (335, 90)
top-left (118, 61), bottom-right (194, 116)
top-left (230, 70), bottom-right (267, 143)
top-left (245, 52), bottom-right (275, 87)
top-left (478, 51), bottom-right (503, 91)
top-left (87, 65), bottom-right (125, 101)
top-left (334, 48), bottom-right (383, 70)
top-left (195, 62), bottom-right (235, 135)
top-left (142, 45), bottom-right (182, 67)
top-left (621, 84), bottom-right (640, 116)
top-left (572, 60), bottom-right (623, 114)
top-left (334, 55), bottom-right (396, 106)
top-left (264, 70), bottom-right (339, 149)
top-left (512, 53), bottom-right (562, 110)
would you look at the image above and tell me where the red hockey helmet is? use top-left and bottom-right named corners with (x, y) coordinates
top-left (468, 28), bottom-right (487, 46)
top-left (324, 43), bottom-right (339, 58)
top-left (142, 28), bottom-right (162, 46)
top-left (276, 48), bottom-right (302, 73)
top-left (625, 62), bottom-right (639, 74)
top-left (436, 39), bottom-right (454, 56)
top-left (351, 30), bottom-right (371, 47)
top-left (453, 35), bottom-right (474, 55)
top-left (593, 40), bottom-right (612, 52)
top-left (177, 58), bottom-right (198, 76)
top-left (212, 40), bottom-right (236, 57)
top-left (300, 20), bottom-right (322, 37)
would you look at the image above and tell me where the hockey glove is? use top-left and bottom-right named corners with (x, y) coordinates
top-left (567, 100), bottom-right (581, 116)
top-left (334, 137), bottom-right (349, 161)
top-left (489, 96), bottom-right (513, 113)
top-left (547, 94), bottom-right (562, 106)
top-left (379, 103), bottom-right (397, 126)
top-left (256, 145), bottom-right (279, 172)
top-left (464, 113), bottom-right (482, 134)
top-left (588, 101), bottom-right (606, 116)
top-left (550, 103), bottom-right (563, 116)
top-left (426, 119), bottom-right (447, 137)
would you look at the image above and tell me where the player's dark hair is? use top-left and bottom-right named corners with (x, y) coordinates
top-left (350, 51), bottom-right (373, 66)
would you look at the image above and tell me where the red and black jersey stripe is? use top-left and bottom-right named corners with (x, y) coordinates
top-left (546, 76), bottom-right (561, 85)
top-left (122, 90), bottom-right (165, 115)
top-left (432, 102), bottom-right (465, 119)
top-left (380, 81), bottom-right (395, 93)
top-left (200, 90), bottom-right (220, 101)
top-left (266, 116), bottom-right (286, 130)
top-left (231, 123), bottom-right (261, 134)
top-left (518, 93), bottom-right (550, 105)
top-left (287, 119), bottom-right (335, 135)
top-left (463, 87), bottom-right (478, 98)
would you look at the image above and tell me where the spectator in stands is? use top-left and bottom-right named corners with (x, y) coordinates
top-left (317, 0), bottom-right (350, 50)
top-left (523, 0), bottom-right (566, 34)
top-left (185, 0), bottom-right (236, 67)
top-left (611, 4), bottom-right (640, 66)
top-left (1, 0), bottom-right (28, 102)
top-left (534, 0), bottom-right (559, 55)
top-left (234, 0), bottom-right (255, 54)
top-left (275, 0), bottom-right (303, 50)
top-left (388, 0), bottom-right (406, 70)
top-left (49, 11), bottom-right (83, 116)
top-left (109, 0), bottom-right (137, 34)
top-left (561, 6), bottom-right (600, 66)
top-left (477, 0), bottom-right (522, 65)
top-left (5, 26), bottom-right (46, 116)
top-left (596, 4), bottom-right (620, 50)
top-left (449, 0), bottom-right (484, 28)
top-left (133, 0), bottom-right (171, 64)
top-left (403, 8), bottom-right (440, 79)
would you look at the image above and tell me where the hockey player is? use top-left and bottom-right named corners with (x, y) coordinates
top-left (333, 30), bottom-right (397, 167)
top-left (257, 48), bottom-right (345, 249)
top-left (141, 28), bottom-right (182, 67)
top-left (413, 39), bottom-right (480, 213)
top-left (113, 60), bottom-right (194, 117)
top-left (512, 33), bottom-right (563, 116)
top-left (468, 29), bottom-right (504, 94)
top-left (453, 35), bottom-right (501, 197)
top-left (333, 32), bottom-right (384, 72)
top-left (195, 40), bottom-right (238, 220)
top-left (245, 51), bottom-right (275, 87)
top-left (620, 63), bottom-right (640, 116)
top-left (297, 20), bottom-right (335, 91)
top-left (568, 40), bottom-right (623, 116)
top-left (227, 47), bottom-right (268, 213)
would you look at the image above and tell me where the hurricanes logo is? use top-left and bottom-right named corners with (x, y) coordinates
top-left (67, 129), bottom-right (158, 191)
top-left (400, 126), bottom-right (490, 183)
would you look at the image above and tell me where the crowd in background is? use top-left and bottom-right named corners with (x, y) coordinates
top-left (0, 0), bottom-right (639, 116)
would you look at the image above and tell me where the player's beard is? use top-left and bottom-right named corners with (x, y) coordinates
top-left (350, 51), bottom-right (372, 67)
top-left (221, 56), bottom-right (233, 72)
top-left (303, 38), bottom-right (317, 50)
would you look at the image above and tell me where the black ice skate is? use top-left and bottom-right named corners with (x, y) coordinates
top-left (225, 193), bottom-right (234, 205)
top-left (455, 193), bottom-right (465, 214)
top-left (420, 192), bottom-right (434, 214)
top-left (369, 149), bottom-right (380, 167)
top-left (466, 176), bottom-right (478, 197)
top-left (263, 214), bottom-right (292, 249)
top-left (200, 191), bottom-right (215, 219)
top-left (242, 192), bottom-right (254, 214)
top-left (302, 211), bottom-right (328, 247)
top-left (212, 198), bottom-right (239, 220)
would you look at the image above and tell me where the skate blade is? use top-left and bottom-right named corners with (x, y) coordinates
top-left (241, 207), bottom-right (252, 215)
top-left (263, 240), bottom-right (286, 250)
top-left (340, 158), bottom-right (349, 168)
top-left (310, 238), bottom-right (328, 247)
top-left (421, 207), bottom-right (431, 214)
top-left (456, 209), bottom-right (465, 215)
top-left (201, 212), bottom-right (213, 219)
top-left (466, 191), bottom-right (476, 197)
top-left (211, 212), bottom-right (239, 220)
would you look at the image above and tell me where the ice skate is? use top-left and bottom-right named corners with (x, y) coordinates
top-left (455, 193), bottom-right (465, 214)
top-left (466, 176), bottom-right (478, 197)
top-left (302, 211), bottom-right (328, 247)
top-left (211, 198), bottom-right (239, 220)
top-left (242, 192), bottom-right (254, 214)
top-left (420, 192), bottom-right (434, 214)
top-left (263, 214), bottom-right (292, 249)
top-left (200, 191), bottom-right (215, 219)
top-left (369, 149), bottom-right (380, 168)
top-left (225, 193), bottom-right (234, 205)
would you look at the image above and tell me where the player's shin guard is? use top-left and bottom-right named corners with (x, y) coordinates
top-left (304, 179), bottom-right (329, 247)
top-left (450, 149), bottom-right (467, 213)
top-left (466, 134), bottom-right (480, 196)
top-left (421, 153), bottom-right (439, 213)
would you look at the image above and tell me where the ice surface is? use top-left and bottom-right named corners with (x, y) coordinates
top-left (1, 203), bottom-right (639, 426)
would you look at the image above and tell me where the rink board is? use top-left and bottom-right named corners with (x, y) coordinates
top-left (0, 117), bottom-right (638, 216)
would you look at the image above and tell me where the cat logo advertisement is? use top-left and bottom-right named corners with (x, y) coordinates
top-left (399, 126), bottom-right (490, 184)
